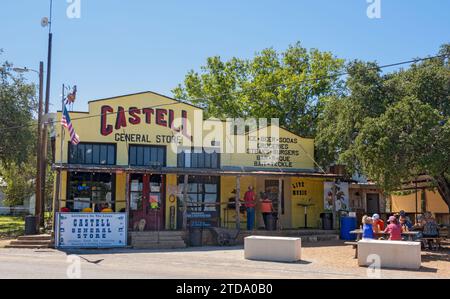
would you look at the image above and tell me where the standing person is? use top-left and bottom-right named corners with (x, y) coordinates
top-left (384, 216), bottom-right (402, 241)
top-left (260, 193), bottom-right (273, 230)
top-left (362, 215), bottom-right (374, 239)
top-left (244, 186), bottom-right (256, 231)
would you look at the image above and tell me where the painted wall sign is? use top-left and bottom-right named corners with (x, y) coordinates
top-left (248, 137), bottom-right (301, 168)
top-left (55, 213), bottom-right (127, 248)
top-left (100, 105), bottom-right (191, 138)
top-left (324, 182), bottom-right (349, 212)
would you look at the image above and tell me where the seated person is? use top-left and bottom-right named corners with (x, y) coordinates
top-left (399, 215), bottom-right (412, 241)
top-left (372, 214), bottom-right (385, 233)
top-left (362, 215), bottom-right (374, 239)
top-left (384, 216), bottom-right (402, 241)
top-left (399, 210), bottom-right (413, 228)
top-left (421, 212), bottom-right (439, 249)
top-left (399, 215), bottom-right (412, 232)
top-left (82, 207), bottom-right (93, 213)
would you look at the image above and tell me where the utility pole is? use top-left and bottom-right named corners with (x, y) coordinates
top-left (34, 62), bottom-right (44, 232)
top-left (12, 64), bottom-right (44, 232)
top-left (40, 0), bottom-right (53, 227)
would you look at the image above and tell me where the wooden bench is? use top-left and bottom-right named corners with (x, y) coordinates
top-left (422, 237), bottom-right (443, 251)
top-left (244, 236), bottom-right (302, 262)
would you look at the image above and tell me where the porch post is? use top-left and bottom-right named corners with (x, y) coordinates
top-left (332, 181), bottom-right (337, 230)
top-left (235, 175), bottom-right (241, 230)
top-left (278, 178), bottom-right (282, 230)
top-left (52, 169), bottom-right (61, 232)
top-left (125, 172), bottom-right (130, 225)
top-left (182, 174), bottom-right (188, 231)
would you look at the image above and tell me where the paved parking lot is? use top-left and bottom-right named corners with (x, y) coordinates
top-left (0, 241), bottom-right (448, 279)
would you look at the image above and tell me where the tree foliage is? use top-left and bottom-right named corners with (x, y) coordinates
top-left (316, 44), bottom-right (450, 207)
top-left (0, 53), bottom-right (38, 207)
top-left (173, 42), bottom-right (345, 137)
top-left (0, 55), bottom-right (37, 166)
top-left (0, 159), bottom-right (35, 207)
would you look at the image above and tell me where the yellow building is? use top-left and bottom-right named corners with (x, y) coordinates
top-left (53, 91), bottom-right (336, 232)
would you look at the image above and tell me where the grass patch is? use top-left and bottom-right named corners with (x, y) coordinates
top-left (0, 216), bottom-right (25, 239)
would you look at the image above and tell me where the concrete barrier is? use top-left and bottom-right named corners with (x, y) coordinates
top-left (358, 239), bottom-right (421, 270)
top-left (244, 236), bottom-right (302, 262)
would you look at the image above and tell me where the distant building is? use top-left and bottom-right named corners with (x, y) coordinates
top-left (0, 178), bottom-right (35, 216)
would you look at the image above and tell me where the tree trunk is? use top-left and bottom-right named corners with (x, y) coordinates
top-left (435, 174), bottom-right (450, 210)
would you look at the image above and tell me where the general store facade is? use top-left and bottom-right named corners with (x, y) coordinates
top-left (53, 91), bottom-right (338, 236)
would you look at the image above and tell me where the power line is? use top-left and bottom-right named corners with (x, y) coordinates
top-left (0, 53), bottom-right (447, 133)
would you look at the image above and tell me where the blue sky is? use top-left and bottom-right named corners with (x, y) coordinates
top-left (1, 0), bottom-right (449, 112)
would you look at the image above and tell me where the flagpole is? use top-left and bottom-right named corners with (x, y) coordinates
top-left (54, 84), bottom-right (65, 232)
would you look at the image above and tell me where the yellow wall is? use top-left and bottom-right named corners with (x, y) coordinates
top-left (60, 171), bottom-right (67, 207)
top-left (220, 176), bottom-right (256, 229)
top-left (221, 127), bottom-right (315, 170)
top-left (391, 189), bottom-right (449, 214)
top-left (391, 192), bottom-right (422, 213)
top-left (290, 178), bottom-right (325, 229)
top-left (426, 190), bottom-right (449, 213)
top-left (115, 173), bottom-right (126, 212)
top-left (55, 92), bottom-right (200, 165)
top-left (53, 92), bottom-right (320, 229)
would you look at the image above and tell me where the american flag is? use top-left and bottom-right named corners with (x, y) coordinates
top-left (61, 105), bottom-right (80, 145)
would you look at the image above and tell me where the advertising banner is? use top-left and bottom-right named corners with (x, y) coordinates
top-left (56, 213), bottom-right (127, 248)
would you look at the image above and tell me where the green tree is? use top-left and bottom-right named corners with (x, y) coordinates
top-left (0, 53), bottom-right (39, 209)
top-left (173, 42), bottom-right (344, 137)
top-left (316, 44), bottom-right (450, 207)
top-left (0, 159), bottom-right (35, 207)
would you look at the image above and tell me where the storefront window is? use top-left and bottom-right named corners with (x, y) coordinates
top-left (66, 172), bottom-right (115, 212)
top-left (177, 148), bottom-right (220, 169)
top-left (129, 175), bottom-right (143, 211)
top-left (69, 143), bottom-right (116, 165)
top-left (129, 145), bottom-right (166, 167)
top-left (178, 176), bottom-right (220, 227)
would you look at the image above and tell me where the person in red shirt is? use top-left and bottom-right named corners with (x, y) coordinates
top-left (260, 193), bottom-right (274, 230)
top-left (384, 216), bottom-right (402, 241)
top-left (244, 186), bottom-right (256, 230)
top-left (372, 213), bottom-right (385, 235)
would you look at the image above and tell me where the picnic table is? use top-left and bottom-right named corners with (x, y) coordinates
top-left (345, 230), bottom-right (421, 258)
top-left (350, 229), bottom-right (420, 241)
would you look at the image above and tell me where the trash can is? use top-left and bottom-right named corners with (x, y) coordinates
top-left (24, 216), bottom-right (37, 235)
top-left (340, 216), bottom-right (357, 240)
top-left (320, 213), bottom-right (333, 230)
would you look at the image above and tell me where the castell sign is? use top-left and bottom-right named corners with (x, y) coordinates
top-left (99, 105), bottom-right (191, 139)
